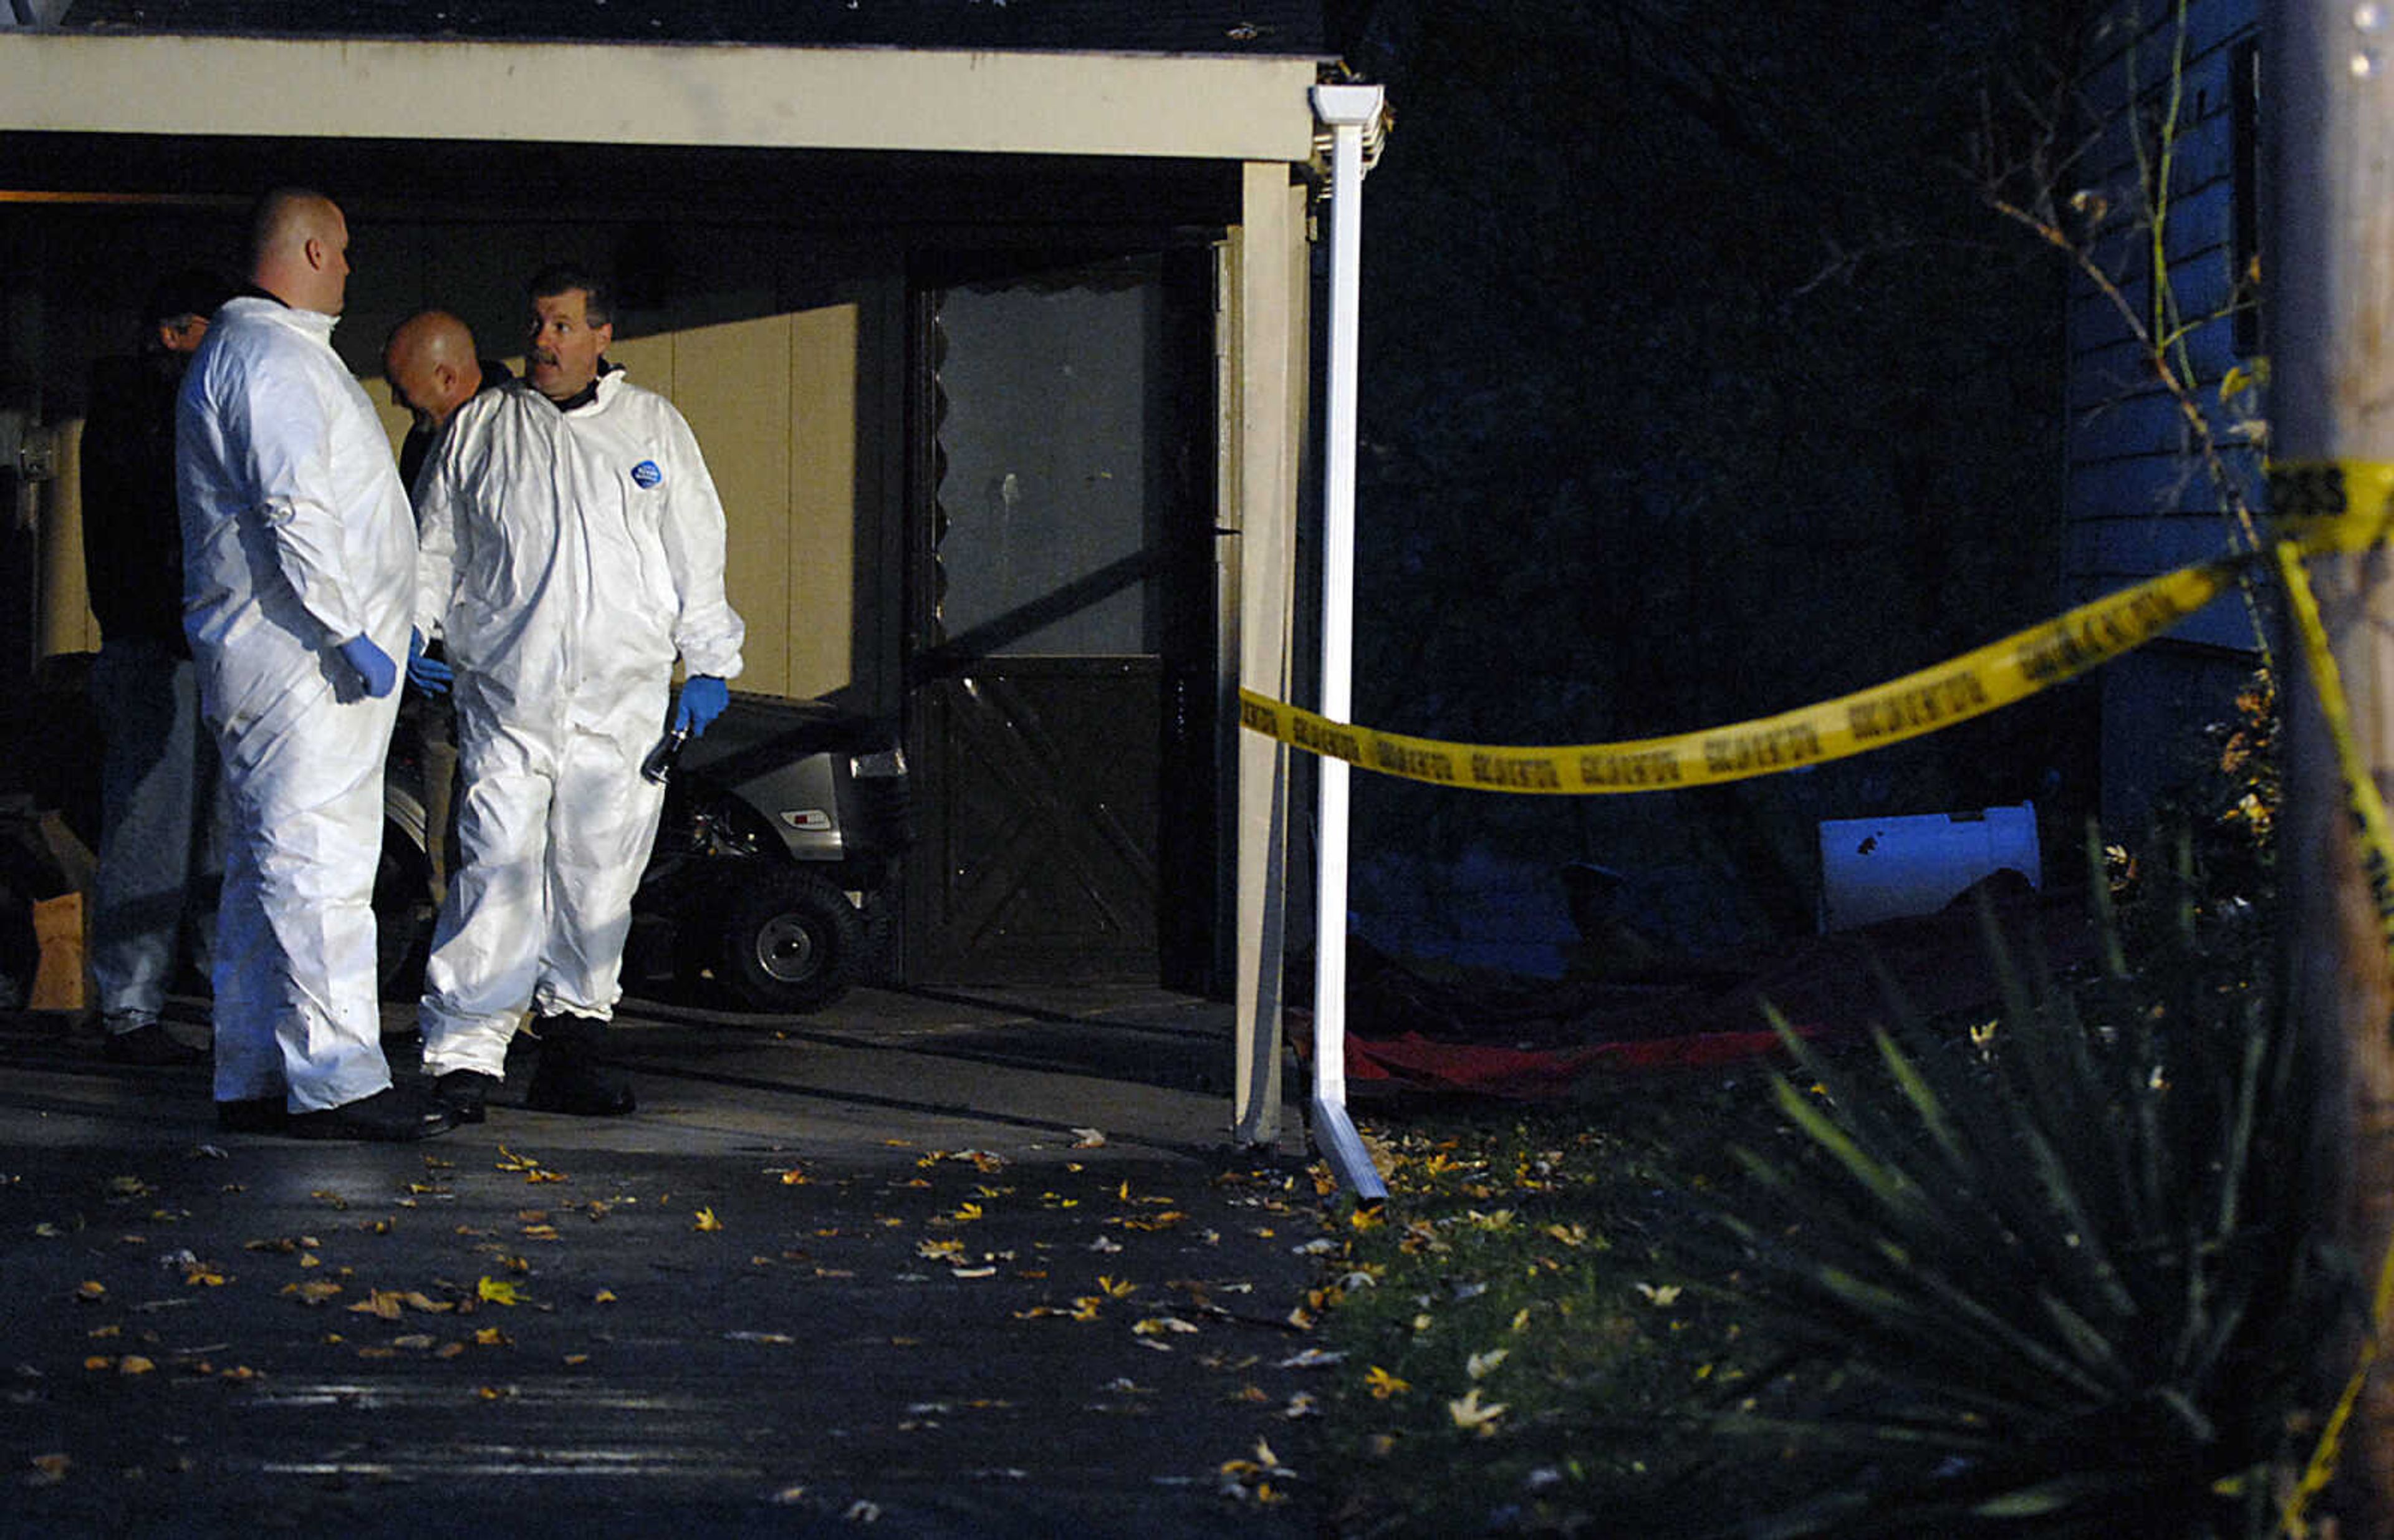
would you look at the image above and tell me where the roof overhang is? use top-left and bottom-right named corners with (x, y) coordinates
top-left (0, 31), bottom-right (1326, 162)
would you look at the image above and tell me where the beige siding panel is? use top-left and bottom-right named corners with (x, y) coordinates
top-left (663, 316), bottom-right (794, 697)
top-left (370, 387), bottom-right (415, 471)
top-left (786, 304), bottom-right (859, 700)
top-left (39, 416), bottom-right (99, 657)
top-left (609, 332), bottom-right (676, 401)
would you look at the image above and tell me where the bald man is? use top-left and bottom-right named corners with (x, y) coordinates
top-left (383, 312), bottom-right (514, 901)
top-left (176, 188), bottom-right (455, 1142)
top-left (384, 310), bottom-right (512, 494)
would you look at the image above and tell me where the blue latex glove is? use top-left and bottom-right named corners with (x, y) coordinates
top-left (673, 675), bottom-right (729, 737)
top-left (337, 634), bottom-right (398, 698)
top-left (406, 628), bottom-right (453, 696)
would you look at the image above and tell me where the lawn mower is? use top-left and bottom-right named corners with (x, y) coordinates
top-left (380, 688), bottom-right (911, 1013)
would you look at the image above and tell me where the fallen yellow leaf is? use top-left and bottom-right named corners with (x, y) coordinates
top-left (1132, 1316), bottom-right (1199, 1336)
top-left (476, 1277), bottom-right (523, 1306)
top-left (693, 1208), bottom-right (724, 1232)
top-left (1363, 1365), bottom-right (1410, 1399)
top-left (1448, 1387), bottom-right (1507, 1431)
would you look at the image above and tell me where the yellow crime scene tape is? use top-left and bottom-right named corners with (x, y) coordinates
top-left (1239, 561), bottom-right (2240, 796)
top-left (1244, 454), bottom-right (2394, 1536)
top-left (2268, 460), bottom-right (2394, 1539)
top-left (1240, 460), bottom-right (2394, 797)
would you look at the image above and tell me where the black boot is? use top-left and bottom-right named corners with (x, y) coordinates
top-left (288, 1084), bottom-right (458, 1142)
top-left (524, 1015), bottom-right (635, 1116)
top-left (433, 1069), bottom-right (504, 1125)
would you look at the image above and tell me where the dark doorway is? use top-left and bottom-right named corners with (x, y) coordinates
top-left (904, 249), bottom-right (1217, 988)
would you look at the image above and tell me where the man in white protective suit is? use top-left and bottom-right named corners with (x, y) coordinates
top-left (411, 262), bottom-right (744, 1122)
top-left (176, 188), bottom-right (457, 1141)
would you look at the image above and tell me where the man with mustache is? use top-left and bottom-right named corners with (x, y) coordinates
top-left (409, 263), bottom-right (744, 1122)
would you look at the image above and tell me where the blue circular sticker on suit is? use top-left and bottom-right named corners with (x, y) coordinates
top-left (631, 460), bottom-right (664, 488)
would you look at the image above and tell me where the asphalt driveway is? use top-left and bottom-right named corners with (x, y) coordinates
top-left (0, 986), bottom-right (1328, 1537)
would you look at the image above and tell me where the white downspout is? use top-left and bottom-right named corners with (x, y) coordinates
top-left (1308, 82), bottom-right (1388, 1203)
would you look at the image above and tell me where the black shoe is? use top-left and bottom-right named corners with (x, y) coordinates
top-left (288, 1084), bottom-right (458, 1142)
top-left (216, 1095), bottom-right (287, 1133)
top-left (525, 1042), bottom-right (635, 1117)
top-left (103, 1023), bottom-right (206, 1066)
top-left (433, 1069), bottom-right (502, 1125)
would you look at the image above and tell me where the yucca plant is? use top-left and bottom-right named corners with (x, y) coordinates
top-left (1681, 875), bottom-right (2330, 1539)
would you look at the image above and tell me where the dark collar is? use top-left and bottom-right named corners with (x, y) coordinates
top-left (544, 358), bottom-right (618, 413)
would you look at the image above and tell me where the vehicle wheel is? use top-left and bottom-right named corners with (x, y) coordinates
top-left (717, 869), bottom-right (865, 1013)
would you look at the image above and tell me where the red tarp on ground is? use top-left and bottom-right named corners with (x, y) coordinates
top-left (1299, 885), bottom-right (2097, 1100)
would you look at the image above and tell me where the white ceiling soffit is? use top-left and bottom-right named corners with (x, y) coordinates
top-left (0, 32), bottom-right (1324, 161)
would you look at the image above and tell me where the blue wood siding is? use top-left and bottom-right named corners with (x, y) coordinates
top-left (2068, 0), bottom-right (2264, 826)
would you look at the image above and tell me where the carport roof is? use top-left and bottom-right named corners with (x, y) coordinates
top-left (52, 0), bottom-right (1330, 54)
top-left (0, 4), bottom-right (1334, 165)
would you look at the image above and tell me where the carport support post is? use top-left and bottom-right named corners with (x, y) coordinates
top-left (2267, 2), bottom-right (2394, 1529)
top-left (1307, 83), bottom-right (1387, 1203)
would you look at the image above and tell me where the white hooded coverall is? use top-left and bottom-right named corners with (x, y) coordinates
top-left (412, 370), bottom-right (744, 1077)
top-left (176, 296), bottom-right (417, 1112)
